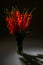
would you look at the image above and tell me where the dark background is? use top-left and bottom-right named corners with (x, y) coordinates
top-left (0, 0), bottom-right (43, 39)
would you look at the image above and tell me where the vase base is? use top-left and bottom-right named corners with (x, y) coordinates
top-left (17, 50), bottom-right (23, 56)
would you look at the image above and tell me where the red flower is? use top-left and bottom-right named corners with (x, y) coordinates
top-left (5, 9), bottom-right (32, 35)
top-left (16, 10), bottom-right (21, 17)
top-left (10, 10), bottom-right (15, 15)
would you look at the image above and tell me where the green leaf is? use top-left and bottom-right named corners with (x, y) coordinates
top-left (6, 8), bottom-right (8, 12)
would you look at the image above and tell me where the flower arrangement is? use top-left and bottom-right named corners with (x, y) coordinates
top-left (4, 6), bottom-right (36, 55)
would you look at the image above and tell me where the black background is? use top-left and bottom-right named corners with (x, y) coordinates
top-left (0, 0), bottom-right (43, 39)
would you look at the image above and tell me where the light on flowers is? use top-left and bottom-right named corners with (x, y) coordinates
top-left (5, 7), bottom-right (33, 35)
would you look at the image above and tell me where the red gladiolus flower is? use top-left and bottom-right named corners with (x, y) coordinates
top-left (10, 10), bottom-right (15, 15)
top-left (6, 16), bottom-right (14, 35)
top-left (5, 8), bottom-right (32, 35)
top-left (16, 10), bottom-right (21, 17)
top-left (26, 14), bottom-right (32, 27)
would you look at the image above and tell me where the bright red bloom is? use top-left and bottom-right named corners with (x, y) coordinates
top-left (5, 9), bottom-right (32, 35)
